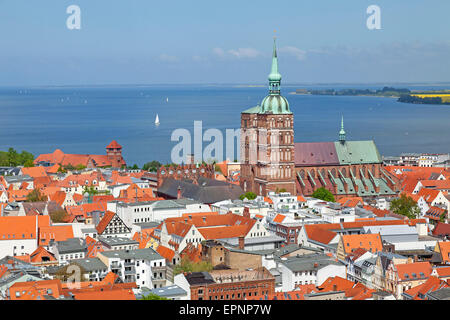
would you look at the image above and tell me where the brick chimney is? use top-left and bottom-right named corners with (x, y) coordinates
top-left (177, 186), bottom-right (182, 199)
top-left (238, 236), bottom-right (245, 250)
top-left (243, 206), bottom-right (250, 218)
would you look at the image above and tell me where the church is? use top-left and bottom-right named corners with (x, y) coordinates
top-left (240, 39), bottom-right (400, 200)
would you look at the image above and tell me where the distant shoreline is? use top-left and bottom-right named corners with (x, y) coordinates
top-left (290, 87), bottom-right (450, 105)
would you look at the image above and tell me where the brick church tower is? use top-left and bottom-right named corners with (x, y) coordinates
top-left (106, 140), bottom-right (126, 168)
top-left (240, 38), bottom-right (296, 196)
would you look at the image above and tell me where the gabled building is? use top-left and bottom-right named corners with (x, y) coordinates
top-left (153, 212), bottom-right (274, 253)
top-left (386, 261), bottom-right (433, 299)
top-left (95, 211), bottom-right (132, 238)
top-left (336, 233), bottom-right (383, 262)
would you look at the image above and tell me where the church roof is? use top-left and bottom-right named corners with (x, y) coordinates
top-left (294, 142), bottom-right (339, 166)
top-left (294, 140), bottom-right (382, 167)
top-left (334, 140), bottom-right (381, 165)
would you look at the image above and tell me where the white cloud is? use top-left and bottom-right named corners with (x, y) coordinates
top-left (279, 46), bottom-right (307, 60)
top-left (213, 47), bottom-right (262, 59)
top-left (212, 47), bottom-right (226, 58)
top-left (157, 53), bottom-right (180, 63)
top-left (227, 48), bottom-right (262, 59)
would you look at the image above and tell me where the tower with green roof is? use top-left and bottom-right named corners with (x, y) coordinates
top-left (240, 38), bottom-right (296, 196)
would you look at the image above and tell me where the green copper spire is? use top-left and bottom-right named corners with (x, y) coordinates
top-left (268, 37), bottom-right (281, 94)
top-left (259, 37), bottom-right (291, 114)
top-left (339, 116), bottom-right (346, 143)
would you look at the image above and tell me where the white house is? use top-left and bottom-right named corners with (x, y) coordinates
top-left (0, 216), bottom-right (40, 258)
top-left (112, 198), bottom-right (211, 228)
top-left (97, 248), bottom-right (167, 290)
top-left (277, 253), bottom-right (346, 291)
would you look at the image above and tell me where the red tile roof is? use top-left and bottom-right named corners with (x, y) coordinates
top-left (403, 275), bottom-right (448, 300)
top-left (0, 216), bottom-right (44, 240)
top-left (273, 214), bottom-right (286, 223)
top-left (95, 211), bottom-right (116, 234)
top-left (156, 245), bottom-right (175, 261)
top-left (85, 236), bottom-right (105, 258)
top-left (338, 197), bottom-right (363, 208)
top-left (396, 261), bottom-right (432, 281)
top-left (432, 223), bottom-right (450, 237)
top-left (437, 241), bottom-right (450, 263)
top-left (39, 225), bottom-right (74, 246)
top-left (425, 206), bottom-right (446, 221)
top-left (341, 233), bottom-right (383, 255)
top-left (21, 166), bottom-right (48, 178)
top-left (319, 276), bottom-right (355, 292)
top-left (30, 246), bottom-right (56, 263)
top-left (106, 140), bottom-right (122, 149)
top-left (9, 279), bottom-right (63, 300)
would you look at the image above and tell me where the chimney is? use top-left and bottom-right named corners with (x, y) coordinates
top-left (243, 206), bottom-right (250, 218)
top-left (238, 236), bottom-right (245, 250)
top-left (177, 186), bottom-right (182, 199)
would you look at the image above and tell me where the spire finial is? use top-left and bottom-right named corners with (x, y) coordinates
top-left (268, 35), bottom-right (281, 94)
top-left (339, 115), bottom-right (346, 143)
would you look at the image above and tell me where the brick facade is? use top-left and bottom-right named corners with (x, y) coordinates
top-left (240, 113), bottom-right (296, 196)
top-left (157, 164), bottom-right (215, 188)
top-left (188, 268), bottom-right (275, 300)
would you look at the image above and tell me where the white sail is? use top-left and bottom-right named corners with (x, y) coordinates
top-left (166, 97), bottom-right (169, 102)
top-left (155, 114), bottom-right (160, 125)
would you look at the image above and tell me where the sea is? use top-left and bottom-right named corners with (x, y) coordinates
top-left (0, 84), bottom-right (449, 166)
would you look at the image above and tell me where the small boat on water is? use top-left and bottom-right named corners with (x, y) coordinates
top-left (155, 114), bottom-right (160, 126)
top-left (166, 97), bottom-right (169, 102)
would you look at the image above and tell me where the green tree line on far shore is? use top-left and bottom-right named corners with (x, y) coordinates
top-left (0, 148), bottom-right (34, 167)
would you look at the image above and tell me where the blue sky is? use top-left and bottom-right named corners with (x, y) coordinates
top-left (1, 0), bottom-right (449, 85)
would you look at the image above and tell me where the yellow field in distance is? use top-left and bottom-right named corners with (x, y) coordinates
top-left (411, 94), bottom-right (450, 102)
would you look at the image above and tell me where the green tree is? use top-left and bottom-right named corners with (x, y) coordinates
top-left (83, 186), bottom-right (99, 196)
top-left (139, 293), bottom-right (169, 300)
top-left (390, 194), bottom-right (421, 219)
top-left (0, 149), bottom-right (34, 167)
top-left (440, 210), bottom-right (447, 223)
top-left (19, 151), bottom-right (34, 165)
top-left (311, 187), bottom-right (335, 202)
top-left (239, 192), bottom-right (257, 201)
top-left (75, 164), bottom-right (87, 170)
top-left (50, 209), bottom-right (69, 223)
top-left (23, 159), bottom-right (35, 167)
top-left (173, 257), bottom-right (213, 276)
top-left (64, 164), bottom-right (75, 171)
top-left (25, 189), bottom-right (47, 202)
top-left (7, 148), bottom-right (20, 166)
top-left (142, 161), bottom-right (162, 172)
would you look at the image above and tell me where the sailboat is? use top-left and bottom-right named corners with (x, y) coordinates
top-left (166, 97), bottom-right (169, 102)
top-left (155, 114), bottom-right (160, 126)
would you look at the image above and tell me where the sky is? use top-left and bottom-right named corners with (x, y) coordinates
top-left (1, 0), bottom-right (450, 86)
